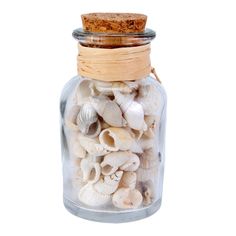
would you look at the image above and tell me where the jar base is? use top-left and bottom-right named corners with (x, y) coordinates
top-left (63, 196), bottom-right (162, 223)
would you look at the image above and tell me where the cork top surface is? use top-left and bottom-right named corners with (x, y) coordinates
top-left (81, 13), bottom-right (147, 33)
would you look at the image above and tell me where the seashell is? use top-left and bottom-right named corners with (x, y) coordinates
top-left (67, 131), bottom-right (86, 158)
top-left (112, 188), bottom-right (143, 209)
top-left (136, 80), bottom-right (163, 116)
top-left (144, 115), bottom-right (160, 128)
top-left (78, 133), bottom-right (110, 156)
top-left (138, 136), bottom-right (155, 150)
top-left (76, 79), bottom-right (96, 105)
top-left (114, 91), bottom-right (147, 131)
top-left (136, 149), bottom-right (159, 182)
top-left (143, 115), bottom-right (160, 138)
top-left (130, 141), bottom-right (143, 154)
top-left (94, 171), bottom-right (123, 195)
top-left (78, 183), bottom-right (111, 207)
top-left (124, 81), bottom-right (139, 90)
top-left (99, 127), bottom-right (134, 151)
top-left (101, 121), bottom-right (110, 129)
top-left (101, 151), bottom-right (140, 176)
top-left (94, 81), bottom-right (133, 96)
top-left (136, 180), bottom-right (155, 206)
top-left (90, 95), bottom-right (126, 127)
top-left (119, 172), bottom-right (137, 190)
top-left (76, 103), bottom-right (101, 138)
top-left (72, 167), bottom-right (85, 190)
top-left (64, 105), bottom-right (80, 131)
top-left (80, 158), bottom-right (101, 184)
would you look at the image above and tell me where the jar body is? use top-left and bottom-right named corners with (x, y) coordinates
top-left (60, 75), bottom-right (166, 222)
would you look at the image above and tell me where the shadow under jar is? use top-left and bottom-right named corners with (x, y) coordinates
top-left (60, 17), bottom-right (167, 223)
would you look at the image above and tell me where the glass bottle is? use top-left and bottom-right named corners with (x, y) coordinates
top-left (60, 27), bottom-right (167, 223)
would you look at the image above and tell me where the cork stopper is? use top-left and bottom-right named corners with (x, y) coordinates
top-left (81, 13), bottom-right (147, 33)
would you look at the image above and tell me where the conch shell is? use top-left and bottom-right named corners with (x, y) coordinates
top-left (114, 91), bottom-right (147, 131)
top-left (119, 172), bottom-right (137, 190)
top-left (90, 95), bottom-right (126, 127)
top-left (136, 80), bottom-right (164, 116)
top-left (99, 127), bottom-right (134, 151)
top-left (76, 103), bottom-right (101, 138)
top-left (80, 158), bottom-right (101, 184)
top-left (94, 81), bottom-right (133, 96)
top-left (94, 171), bottom-right (123, 194)
top-left (64, 105), bottom-right (80, 131)
top-left (78, 133), bottom-right (110, 156)
top-left (76, 79), bottom-right (96, 105)
top-left (101, 151), bottom-right (140, 176)
top-left (78, 183), bottom-right (111, 207)
top-left (112, 188), bottom-right (143, 209)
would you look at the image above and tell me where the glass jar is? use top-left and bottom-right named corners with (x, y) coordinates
top-left (60, 28), bottom-right (167, 222)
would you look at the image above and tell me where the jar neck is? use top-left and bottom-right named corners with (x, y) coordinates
top-left (72, 28), bottom-right (156, 48)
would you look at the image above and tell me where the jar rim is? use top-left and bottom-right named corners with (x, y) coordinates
top-left (72, 28), bottom-right (156, 47)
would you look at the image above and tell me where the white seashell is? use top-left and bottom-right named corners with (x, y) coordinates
top-left (119, 172), bottom-right (137, 190)
top-left (76, 79), bottom-right (96, 105)
top-left (78, 133), bottom-right (110, 156)
top-left (129, 141), bottom-right (143, 154)
top-left (94, 171), bottom-right (123, 195)
top-left (78, 183), bottom-right (111, 207)
top-left (101, 151), bottom-right (140, 176)
top-left (124, 81), bottom-right (139, 90)
top-left (76, 103), bottom-right (101, 138)
top-left (90, 95), bottom-right (126, 127)
top-left (72, 167), bottom-right (85, 190)
top-left (138, 136), bottom-right (155, 150)
top-left (94, 81), bottom-right (133, 96)
top-left (114, 91), bottom-right (147, 131)
top-left (64, 105), bottom-right (80, 131)
top-left (136, 149), bottom-right (159, 182)
top-left (80, 158), bottom-right (101, 184)
top-left (67, 131), bottom-right (86, 158)
top-left (136, 81), bottom-right (163, 116)
top-left (99, 127), bottom-right (134, 152)
top-left (112, 188), bottom-right (143, 209)
top-left (136, 180), bottom-right (155, 205)
top-left (144, 115), bottom-right (160, 128)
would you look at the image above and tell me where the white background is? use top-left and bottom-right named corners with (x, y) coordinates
top-left (0, 0), bottom-right (235, 235)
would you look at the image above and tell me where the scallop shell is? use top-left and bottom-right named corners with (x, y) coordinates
top-left (80, 158), bottom-right (101, 184)
top-left (114, 91), bottom-right (147, 131)
top-left (136, 80), bottom-right (164, 116)
top-left (64, 105), bottom-right (80, 131)
top-left (90, 95), bottom-right (126, 127)
top-left (99, 127), bottom-right (134, 152)
top-left (94, 171), bottom-right (123, 195)
top-left (67, 131), bottom-right (86, 158)
top-left (136, 180), bottom-right (155, 206)
top-left (112, 188), bottom-right (143, 209)
top-left (94, 81), bottom-right (133, 96)
top-left (78, 133), bottom-right (110, 156)
top-left (78, 183), bottom-right (111, 207)
top-left (76, 103), bottom-right (101, 138)
top-left (76, 79), bottom-right (96, 105)
top-left (101, 151), bottom-right (140, 176)
top-left (119, 172), bottom-right (137, 190)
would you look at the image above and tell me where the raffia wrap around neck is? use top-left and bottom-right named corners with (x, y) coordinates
top-left (77, 44), bottom-right (157, 82)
